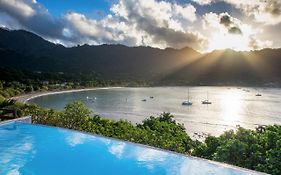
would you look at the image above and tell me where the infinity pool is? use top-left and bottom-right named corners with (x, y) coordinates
top-left (0, 121), bottom-right (263, 175)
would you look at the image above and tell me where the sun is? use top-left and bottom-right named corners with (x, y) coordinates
top-left (206, 23), bottom-right (257, 52)
top-left (208, 33), bottom-right (250, 51)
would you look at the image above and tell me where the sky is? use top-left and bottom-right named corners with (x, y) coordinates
top-left (0, 0), bottom-right (280, 52)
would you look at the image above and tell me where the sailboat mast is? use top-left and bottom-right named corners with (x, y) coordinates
top-left (188, 89), bottom-right (190, 100)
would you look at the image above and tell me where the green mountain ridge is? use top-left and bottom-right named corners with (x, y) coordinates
top-left (1, 28), bottom-right (281, 86)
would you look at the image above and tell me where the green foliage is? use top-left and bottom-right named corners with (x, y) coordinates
top-left (17, 101), bottom-right (281, 174)
top-left (59, 101), bottom-right (92, 130)
top-left (0, 68), bottom-right (149, 101)
top-left (138, 113), bottom-right (193, 153)
top-left (192, 126), bottom-right (281, 175)
top-left (25, 86), bottom-right (34, 92)
top-left (0, 95), bottom-right (5, 102)
top-left (29, 102), bottom-right (193, 154)
top-left (192, 135), bottom-right (220, 159)
top-left (0, 99), bottom-right (16, 108)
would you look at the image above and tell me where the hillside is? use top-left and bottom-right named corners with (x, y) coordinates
top-left (0, 28), bottom-right (281, 86)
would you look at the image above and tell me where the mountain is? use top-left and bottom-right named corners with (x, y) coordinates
top-left (0, 28), bottom-right (281, 86)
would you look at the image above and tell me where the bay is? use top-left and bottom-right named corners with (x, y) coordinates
top-left (29, 87), bottom-right (281, 138)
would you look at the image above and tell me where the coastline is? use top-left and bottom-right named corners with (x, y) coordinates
top-left (12, 87), bottom-right (123, 103)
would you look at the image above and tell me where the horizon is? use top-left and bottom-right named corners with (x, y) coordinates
top-left (0, 0), bottom-right (280, 52)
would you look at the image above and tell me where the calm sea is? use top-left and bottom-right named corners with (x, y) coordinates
top-left (29, 87), bottom-right (281, 138)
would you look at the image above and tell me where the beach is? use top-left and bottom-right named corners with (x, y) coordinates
top-left (12, 87), bottom-right (123, 103)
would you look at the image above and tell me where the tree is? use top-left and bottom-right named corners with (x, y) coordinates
top-left (60, 101), bottom-right (92, 130)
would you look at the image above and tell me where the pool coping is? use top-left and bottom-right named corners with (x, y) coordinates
top-left (1, 117), bottom-right (268, 175)
top-left (0, 116), bottom-right (32, 125)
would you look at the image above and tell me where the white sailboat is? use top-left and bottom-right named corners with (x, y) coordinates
top-left (182, 89), bottom-right (193, 106)
top-left (202, 92), bottom-right (212, 104)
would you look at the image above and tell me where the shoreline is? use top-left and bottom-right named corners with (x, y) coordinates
top-left (12, 87), bottom-right (123, 103)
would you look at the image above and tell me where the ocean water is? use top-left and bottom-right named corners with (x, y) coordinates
top-left (0, 122), bottom-right (261, 175)
top-left (29, 87), bottom-right (281, 137)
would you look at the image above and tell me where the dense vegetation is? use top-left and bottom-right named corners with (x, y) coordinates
top-left (3, 101), bottom-right (278, 174)
top-left (1, 28), bottom-right (281, 86)
top-left (0, 68), bottom-right (150, 101)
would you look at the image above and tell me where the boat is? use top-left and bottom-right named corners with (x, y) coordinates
top-left (182, 100), bottom-right (193, 106)
top-left (202, 100), bottom-right (212, 105)
top-left (150, 96), bottom-right (154, 99)
top-left (142, 99), bottom-right (147, 102)
top-left (256, 93), bottom-right (262, 96)
top-left (202, 92), bottom-right (212, 104)
top-left (86, 96), bottom-right (97, 102)
top-left (182, 89), bottom-right (192, 106)
top-left (86, 96), bottom-right (93, 100)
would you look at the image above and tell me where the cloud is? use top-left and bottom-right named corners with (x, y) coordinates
top-left (193, 0), bottom-right (281, 25)
top-left (218, 14), bottom-right (242, 34)
top-left (228, 26), bottom-right (242, 35)
top-left (220, 13), bottom-right (242, 35)
top-left (224, 0), bottom-right (281, 25)
top-left (65, 0), bottom-right (208, 50)
top-left (64, 12), bottom-right (138, 46)
top-left (204, 12), bottom-right (241, 33)
top-left (203, 12), bottom-right (272, 50)
top-left (248, 36), bottom-right (272, 50)
top-left (0, 0), bottom-right (66, 41)
top-left (0, 12), bottom-right (22, 29)
top-left (219, 15), bottom-right (231, 27)
top-left (0, 0), bottom-right (35, 17)
top-left (0, 0), bottom-right (209, 50)
top-left (0, 0), bottom-right (277, 51)
top-left (265, 0), bottom-right (281, 16)
top-left (110, 0), bottom-right (208, 50)
top-left (191, 0), bottom-right (215, 5)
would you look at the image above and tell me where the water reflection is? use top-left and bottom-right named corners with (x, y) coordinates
top-left (0, 124), bottom-right (35, 175)
top-left (66, 132), bottom-right (88, 147)
top-left (108, 142), bottom-right (126, 158)
top-left (98, 138), bottom-right (252, 174)
top-left (1, 123), bottom-right (259, 175)
top-left (220, 90), bottom-right (243, 124)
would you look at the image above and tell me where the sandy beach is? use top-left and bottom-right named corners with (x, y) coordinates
top-left (12, 87), bottom-right (123, 103)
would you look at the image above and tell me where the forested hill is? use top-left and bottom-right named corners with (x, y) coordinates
top-left (1, 28), bottom-right (281, 86)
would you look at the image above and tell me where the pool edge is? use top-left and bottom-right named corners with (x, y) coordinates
top-left (21, 121), bottom-right (268, 175)
top-left (0, 116), bottom-right (32, 126)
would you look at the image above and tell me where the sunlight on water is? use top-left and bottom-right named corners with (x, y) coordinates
top-left (29, 87), bottom-right (281, 137)
top-left (220, 90), bottom-right (243, 125)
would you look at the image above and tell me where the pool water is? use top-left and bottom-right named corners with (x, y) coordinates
top-left (0, 121), bottom-right (262, 175)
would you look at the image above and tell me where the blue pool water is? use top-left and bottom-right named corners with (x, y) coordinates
top-left (0, 121), bottom-right (262, 175)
